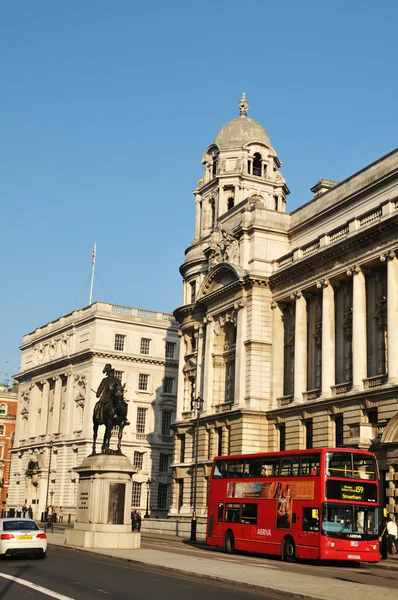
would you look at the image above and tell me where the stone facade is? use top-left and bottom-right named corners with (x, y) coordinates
top-left (0, 383), bottom-right (17, 514)
top-left (9, 302), bottom-right (179, 521)
top-left (170, 94), bottom-right (398, 521)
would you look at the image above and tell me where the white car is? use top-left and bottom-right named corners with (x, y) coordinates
top-left (0, 518), bottom-right (47, 558)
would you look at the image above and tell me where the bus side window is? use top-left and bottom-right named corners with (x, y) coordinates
top-left (217, 502), bottom-right (224, 522)
top-left (225, 503), bottom-right (240, 523)
top-left (241, 504), bottom-right (258, 524)
top-left (300, 455), bottom-right (320, 476)
top-left (302, 508), bottom-right (319, 532)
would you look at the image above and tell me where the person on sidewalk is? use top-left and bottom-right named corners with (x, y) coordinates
top-left (387, 513), bottom-right (397, 556)
top-left (131, 510), bottom-right (136, 531)
top-left (27, 505), bottom-right (33, 519)
top-left (58, 506), bottom-right (64, 523)
top-left (135, 510), bottom-right (142, 532)
top-left (379, 516), bottom-right (389, 560)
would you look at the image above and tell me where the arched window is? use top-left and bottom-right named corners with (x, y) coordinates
top-left (0, 404), bottom-right (6, 416)
top-left (0, 425), bottom-right (4, 436)
top-left (227, 197), bottom-right (234, 210)
top-left (212, 156), bottom-right (217, 178)
top-left (210, 198), bottom-right (216, 228)
top-left (253, 152), bottom-right (262, 177)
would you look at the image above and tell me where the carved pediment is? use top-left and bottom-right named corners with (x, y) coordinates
top-left (197, 263), bottom-right (245, 300)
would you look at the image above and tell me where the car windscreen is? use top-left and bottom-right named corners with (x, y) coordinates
top-left (3, 520), bottom-right (39, 531)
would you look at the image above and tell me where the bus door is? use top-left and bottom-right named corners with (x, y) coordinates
top-left (297, 507), bottom-right (320, 558)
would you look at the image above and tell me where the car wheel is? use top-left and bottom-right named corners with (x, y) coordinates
top-left (282, 537), bottom-right (296, 562)
top-left (224, 531), bottom-right (234, 554)
top-left (38, 552), bottom-right (47, 560)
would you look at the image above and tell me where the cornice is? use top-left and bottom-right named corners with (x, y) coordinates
top-left (271, 214), bottom-right (398, 289)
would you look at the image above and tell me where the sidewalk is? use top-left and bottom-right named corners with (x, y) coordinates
top-left (46, 530), bottom-right (398, 600)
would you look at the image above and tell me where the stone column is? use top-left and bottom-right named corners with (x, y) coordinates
top-left (52, 377), bottom-right (62, 434)
top-left (320, 280), bottom-right (335, 397)
top-left (234, 305), bottom-right (246, 406)
top-left (27, 383), bottom-right (40, 439)
top-left (387, 251), bottom-right (398, 383)
top-left (293, 292), bottom-right (307, 402)
top-left (195, 325), bottom-right (204, 398)
top-left (271, 302), bottom-right (284, 404)
top-left (194, 198), bottom-right (201, 240)
top-left (351, 267), bottom-right (367, 390)
top-left (39, 380), bottom-right (50, 436)
top-left (203, 318), bottom-right (215, 413)
top-left (175, 332), bottom-right (186, 420)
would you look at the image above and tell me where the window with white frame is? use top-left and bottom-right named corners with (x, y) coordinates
top-left (131, 481), bottom-right (142, 507)
top-left (0, 446), bottom-right (4, 459)
top-left (0, 404), bottom-right (7, 416)
top-left (158, 483), bottom-right (169, 509)
top-left (138, 374), bottom-right (149, 391)
top-left (136, 407), bottom-right (147, 434)
top-left (114, 334), bottom-right (125, 351)
top-left (163, 377), bottom-right (174, 394)
top-left (133, 451), bottom-right (144, 470)
top-left (159, 453), bottom-right (169, 472)
top-left (113, 370), bottom-right (123, 381)
top-left (0, 425), bottom-right (4, 436)
top-left (140, 338), bottom-right (151, 355)
top-left (161, 410), bottom-right (172, 436)
top-left (165, 341), bottom-right (176, 359)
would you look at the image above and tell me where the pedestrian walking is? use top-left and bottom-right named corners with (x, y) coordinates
top-left (135, 510), bottom-right (142, 532)
top-left (379, 516), bottom-right (389, 560)
top-left (387, 513), bottom-right (397, 555)
top-left (22, 504), bottom-right (27, 518)
top-left (58, 506), bottom-right (64, 523)
top-left (28, 505), bottom-right (33, 519)
top-left (131, 510), bottom-right (136, 531)
top-left (16, 503), bottom-right (23, 518)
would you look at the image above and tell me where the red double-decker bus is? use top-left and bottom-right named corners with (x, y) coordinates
top-left (206, 448), bottom-right (380, 563)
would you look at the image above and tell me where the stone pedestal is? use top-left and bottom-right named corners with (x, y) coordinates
top-left (65, 453), bottom-right (140, 549)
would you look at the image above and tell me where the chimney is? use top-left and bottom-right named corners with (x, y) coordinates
top-left (310, 179), bottom-right (338, 198)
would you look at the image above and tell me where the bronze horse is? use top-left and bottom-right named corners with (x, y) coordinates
top-left (92, 379), bottom-right (128, 454)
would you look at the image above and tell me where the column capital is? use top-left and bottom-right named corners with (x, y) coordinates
top-left (346, 265), bottom-right (361, 277)
top-left (290, 290), bottom-right (303, 300)
top-left (380, 250), bottom-right (396, 262)
top-left (316, 278), bottom-right (330, 289)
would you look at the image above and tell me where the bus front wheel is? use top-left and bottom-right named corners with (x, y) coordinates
top-left (282, 537), bottom-right (295, 562)
top-left (224, 531), bottom-right (235, 554)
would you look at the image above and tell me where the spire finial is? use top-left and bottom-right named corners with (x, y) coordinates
top-left (239, 92), bottom-right (248, 117)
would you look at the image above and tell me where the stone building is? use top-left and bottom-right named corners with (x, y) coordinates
top-left (170, 94), bottom-right (398, 521)
top-left (0, 382), bottom-right (17, 514)
top-left (9, 302), bottom-right (179, 521)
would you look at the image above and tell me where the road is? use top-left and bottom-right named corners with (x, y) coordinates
top-left (0, 545), bottom-right (278, 600)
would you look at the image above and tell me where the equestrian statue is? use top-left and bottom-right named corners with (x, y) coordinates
top-left (92, 363), bottom-right (129, 455)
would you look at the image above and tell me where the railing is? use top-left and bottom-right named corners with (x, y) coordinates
top-left (277, 253), bottom-right (294, 268)
top-left (358, 208), bottom-right (382, 228)
top-left (277, 395), bottom-right (294, 407)
top-left (111, 305), bottom-right (132, 315)
top-left (303, 388), bottom-right (321, 402)
top-left (329, 225), bottom-right (349, 243)
top-left (302, 241), bottom-right (320, 257)
top-left (331, 382), bottom-right (352, 396)
top-left (363, 374), bottom-right (388, 389)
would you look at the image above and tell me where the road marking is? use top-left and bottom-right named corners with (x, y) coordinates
top-left (0, 573), bottom-right (76, 600)
top-left (75, 581), bottom-right (108, 594)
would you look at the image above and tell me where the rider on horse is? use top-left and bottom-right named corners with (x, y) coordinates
top-left (95, 363), bottom-right (129, 424)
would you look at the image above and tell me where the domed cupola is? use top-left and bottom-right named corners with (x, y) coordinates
top-left (193, 94), bottom-right (289, 243)
top-left (215, 93), bottom-right (271, 150)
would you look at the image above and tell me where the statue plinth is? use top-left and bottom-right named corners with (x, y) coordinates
top-left (65, 453), bottom-right (140, 549)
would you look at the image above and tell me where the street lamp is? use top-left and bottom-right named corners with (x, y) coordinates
top-left (144, 478), bottom-right (151, 518)
top-left (190, 393), bottom-right (204, 541)
top-left (44, 441), bottom-right (53, 522)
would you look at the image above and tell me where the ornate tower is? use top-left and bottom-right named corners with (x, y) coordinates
top-left (171, 96), bottom-right (291, 518)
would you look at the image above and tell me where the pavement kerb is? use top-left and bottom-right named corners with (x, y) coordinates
top-left (46, 533), bottom-right (398, 600)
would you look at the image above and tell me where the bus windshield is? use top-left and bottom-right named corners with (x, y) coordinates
top-left (326, 452), bottom-right (377, 480)
top-left (322, 504), bottom-right (378, 538)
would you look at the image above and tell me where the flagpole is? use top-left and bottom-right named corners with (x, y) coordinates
top-left (89, 242), bottom-right (96, 305)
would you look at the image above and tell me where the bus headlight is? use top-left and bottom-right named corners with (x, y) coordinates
top-left (372, 544), bottom-right (377, 550)
top-left (330, 541), bottom-right (336, 548)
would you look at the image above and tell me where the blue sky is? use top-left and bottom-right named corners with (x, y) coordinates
top-left (1, 0), bottom-right (397, 379)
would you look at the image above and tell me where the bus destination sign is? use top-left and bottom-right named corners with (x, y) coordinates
top-left (326, 480), bottom-right (377, 503)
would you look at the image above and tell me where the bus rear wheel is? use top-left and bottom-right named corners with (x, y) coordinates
top-left (224, 531), bottom-right (235, 554)
top-left (282, 537), bottom-right (296, 562)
